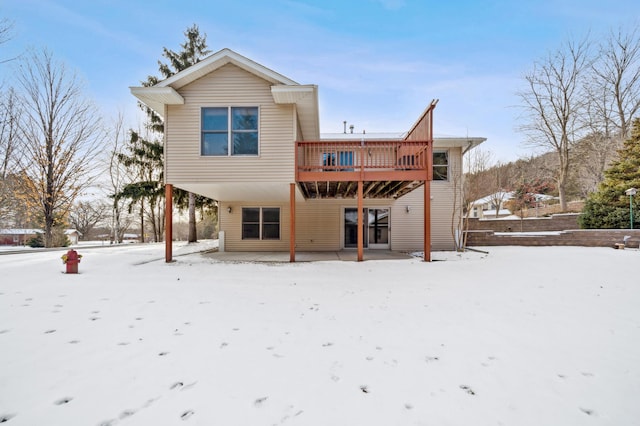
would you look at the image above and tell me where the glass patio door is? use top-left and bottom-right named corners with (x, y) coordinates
top-left (367, 208), bottom-right (390, 249)
top-left (344, 208), bottom-right (390, 249)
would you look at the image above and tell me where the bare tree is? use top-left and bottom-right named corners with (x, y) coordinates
top-left (0, 88), bottom-right (22, 226)
top-left (69, 200), bottom-right (107, 239)
top-left (595, 26), bottom-right (640, 139)
top-left (0, 18), bottom-right (17, 64)
top-left (576, 26), bottom-right (640, 195)
top-left (104, 113), bottom-right (135, 243)
top-left (15, 49), bottom-right (104, 247)
top-left (518, 37), bottom-right (592, 211)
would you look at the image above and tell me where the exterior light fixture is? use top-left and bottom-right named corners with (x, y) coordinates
top-left (227, 206), bottom-right (232, 214)
top-left (625, 188), bottom-right (637, 229)
top-left (405, 205), bottom-right (411, 213)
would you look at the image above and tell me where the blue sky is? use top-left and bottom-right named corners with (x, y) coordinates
top-left (1, 0), bottom-right (638, 162)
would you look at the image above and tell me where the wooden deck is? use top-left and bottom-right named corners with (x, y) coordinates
top-left (295, 140), bottom-right (431, 199)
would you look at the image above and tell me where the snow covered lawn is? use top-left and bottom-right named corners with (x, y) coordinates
top-left (1, 243), bottom-right (639, 425)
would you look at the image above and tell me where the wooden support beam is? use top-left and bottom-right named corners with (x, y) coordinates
top-left (165, 184), bottom-right (173, 263)
top-left (290, 183), bottom-right (296, 262)
top-left (424, 181), bottom-right (431, 262)
top-left (357, 180), bottom-right (363, 262)
top-left (363, 181), bottom-right (377, 197)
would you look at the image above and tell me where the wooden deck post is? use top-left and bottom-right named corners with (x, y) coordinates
top-left (423, 181), bottom-right (431, 262)
top-left (290, 183), bottom-right (296, 262)
top-left (165, 184), bottom-right (173, 263)
top-left (357, 180), bottom-right (363, 261)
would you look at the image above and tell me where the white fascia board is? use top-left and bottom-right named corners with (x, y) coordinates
top-left (130, 86), bottom-right (184, 118)
top-left (157, 48), bottom-right (298, 90)
top-left (434, 137), bottom-right (487, 150)
top-left (271, 85), bottom-right (315, 103)
top-left (272, 85), bottom-right (319, 140)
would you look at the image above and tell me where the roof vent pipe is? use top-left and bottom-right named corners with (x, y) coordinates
top-left (349, 124), bottom-right (354, 134)
top-left (343, 121), bottom-right (347, 134)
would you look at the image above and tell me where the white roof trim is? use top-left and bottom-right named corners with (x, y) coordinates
top-left (157, 48), bottom-right (298, 89)
top-left (272, 85), bottom-right (320, 140)
top-left (130, 86), bottom-right (184, 118)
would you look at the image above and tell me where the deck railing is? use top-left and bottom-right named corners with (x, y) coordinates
top-left (296, 140), bottom-right (430, 174)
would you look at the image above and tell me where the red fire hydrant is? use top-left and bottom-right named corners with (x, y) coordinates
top-left (62, 249), bottom-right (81, 274)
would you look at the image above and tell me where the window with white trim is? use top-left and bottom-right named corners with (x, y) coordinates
top-left (242, 207), bottom-right (280, 240)
top-left (201, 107), bottom-right (258, 156)
top-left (433, 151), bottom-right (449, 181)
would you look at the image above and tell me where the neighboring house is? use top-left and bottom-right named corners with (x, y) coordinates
top-left (470, 191), bottom-right (556, 219)
top-left (0, 229), bottom-right (43, 246)
top-left (64, 229), bottom-right (82, 245)
top-left (469, 191), bottom-right (513, 219)
top-left (131, 48), bottom-right (485, 262)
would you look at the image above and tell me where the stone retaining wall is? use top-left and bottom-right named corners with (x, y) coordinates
top-left (465, 229), bottom-right (640, 248)
top-left (466, 213), bottom-right (580, 233)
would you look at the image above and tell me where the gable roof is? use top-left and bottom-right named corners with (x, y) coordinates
top-left (130, 48), bottom-right (320, 139)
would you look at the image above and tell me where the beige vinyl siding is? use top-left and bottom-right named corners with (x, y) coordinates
top-left (165, 63), bottom-right (295, 185)
top-left (295, 199), bottom-right (393, 251)
top-left (391, 147), bottom-right (463, 251)
top-left (220, 202), bottom-right (290, 252)
top-left (221, 198), bottom-right (397, 252)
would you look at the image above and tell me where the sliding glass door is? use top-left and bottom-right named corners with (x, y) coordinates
top-left (344, 208), bottom-right (390, 249)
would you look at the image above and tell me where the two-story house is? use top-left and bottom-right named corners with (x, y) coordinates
top-left (131, 48), bottom-right (485, 262)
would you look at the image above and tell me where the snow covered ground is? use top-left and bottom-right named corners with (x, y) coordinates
top-left (1, 243), bottom-right (639, 425)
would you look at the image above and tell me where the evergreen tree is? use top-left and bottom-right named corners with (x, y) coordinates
top-left (115, 131), bottom-right (164, 242)
top-left (118, 24), bottom-right (215, 243)
top-left (579, 118), bottom-right (640, 228)
top-left (149, 24), bottom-right (214, 243)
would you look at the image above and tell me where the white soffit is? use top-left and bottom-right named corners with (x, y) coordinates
top-left (271, 85), bottom-right (320, 140)
top-left (129, 87), bottom-right (184, 118)
top-left (434, 137), bottom-right (486, 150)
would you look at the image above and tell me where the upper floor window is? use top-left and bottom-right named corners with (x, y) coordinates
top-left (433, 151), bottom-right (448, 181)
top-left (201, 107), bottom-right (258, 156)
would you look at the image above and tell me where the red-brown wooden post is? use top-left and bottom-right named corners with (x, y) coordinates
top-left (165, 184), bottom-right (173, 263)
top-left (423, 181), bottom-right (431, 262)
top-left (290, 183), bottom-right (296, 263)
top-left (357, 180), bottom-right (363, 261)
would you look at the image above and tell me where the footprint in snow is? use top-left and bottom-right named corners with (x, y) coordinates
top-left (68, 340), bottom-right (80, 344)
top-left (180, 410), bottom-right (194, 420)
top-left (44, 329), bottom-right (56, 334)
top-left (119, 409), bottom-right (136, 419)
top-left (459, 385), bottom-right (475, 395)
top-left (0, 414), bottom-right (16, 423)
top-left (170, 382), bottom-right (184, 390)
top-left (0, 329), bottom-right (9, 334)
top-left (54, 397), bottom-right (73, 405)
top-left (254, 397), bottom-right (268, 406)
top-left (360, 385), bottom-right (369, 393)
top-left (580, 407), bottom-right (596, 416)
top-left (158, 352), bottom-right (169, 356)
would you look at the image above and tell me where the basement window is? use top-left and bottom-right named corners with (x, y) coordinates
top-left (242, 207), bottom-right (280, 240)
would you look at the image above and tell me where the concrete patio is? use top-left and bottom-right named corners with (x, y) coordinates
top-left (201, 250), bottom-right (415, 262)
